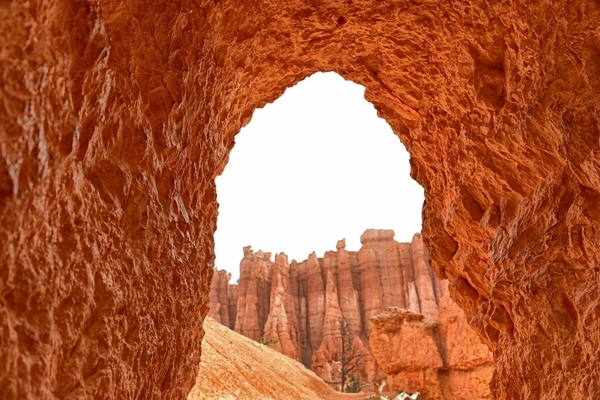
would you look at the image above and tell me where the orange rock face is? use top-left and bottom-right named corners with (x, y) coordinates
top-left (208, 269), bottom-right (233, 327)
top-left (209, 230), bottom-right (493, 396)
top-left (437, 295), bottom-right (495, 400)
top-left (1, 0), bottom-right (599, 398)
top-left (263, 253), bottom-right (302, 361)
top-left (369, 303), bottom-right (494, 399)
top-left (369, 309), bottom-right (444, 399)
top-left (234, 248), bottom-right (274, 341)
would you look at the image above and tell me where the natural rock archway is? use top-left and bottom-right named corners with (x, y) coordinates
top-left (1, 0), bottom-right (599, 399)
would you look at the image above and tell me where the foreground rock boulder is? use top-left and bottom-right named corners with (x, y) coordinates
top-left (369, 304), bottom-right (494, 399)
top-left (1, 0), bottom-right (599, 398)
top-left (209, 230), bottom-right (493, 396)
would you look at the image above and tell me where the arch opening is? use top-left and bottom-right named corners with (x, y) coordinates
top-left (203, 72), bottom-right (495, 398)
top-left (214, 72), bottom-right (423, 280)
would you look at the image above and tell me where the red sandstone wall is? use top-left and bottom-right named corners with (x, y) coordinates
top-left (1, 0), bottom-right (599, 398)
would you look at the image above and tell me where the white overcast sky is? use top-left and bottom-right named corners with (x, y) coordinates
top-left (214, 72), bottom-right (424, 281)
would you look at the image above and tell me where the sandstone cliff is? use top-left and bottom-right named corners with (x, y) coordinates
top-left (209, 229), bottom-right (493, 396)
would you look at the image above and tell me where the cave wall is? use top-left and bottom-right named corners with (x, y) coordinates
top-left (1, 0), bottom-right (599, 398)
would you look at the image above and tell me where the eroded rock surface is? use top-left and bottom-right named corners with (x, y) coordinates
top-left (1, 0), bottom-right (599, 398)
top-left (369, 303), bottom-right (494, 399)
top-left (437, 295), bottom-right (495, 400)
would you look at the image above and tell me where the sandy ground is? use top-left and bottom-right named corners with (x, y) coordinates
top-left (188, 317), bottom-right (368, 400)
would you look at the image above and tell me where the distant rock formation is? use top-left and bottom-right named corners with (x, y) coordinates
top-left (209, 229), bottom-right (493, 395)
top-left (208, 269), bottom-right (237, 328)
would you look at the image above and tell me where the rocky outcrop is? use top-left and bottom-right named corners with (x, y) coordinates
top-left (369, 303), bottom-right (494, 399)
top-left (209, 230), bottom-right (493, 395)
top-left (2, 0), bottom-right (598, 397)
top-left (234, 247), bottom-right (273, 341)
top-left (262, 253), bottom-right (302, 361)
top-left (369, 309), bottom-right (444, 399)
top-left (188, 317), bottom-right (355, 400)
top-left (437, 295), bottom-right (495, 400)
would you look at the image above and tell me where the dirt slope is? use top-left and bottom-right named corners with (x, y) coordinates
top-left (188, 317), bottom-right (365, 400)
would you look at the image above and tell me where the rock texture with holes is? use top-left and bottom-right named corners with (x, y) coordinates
top-left (369, 302), bottom-right (495, 399)
top-left (369, 308), bottom-right (445, 399)
top-left (1, 0), bottom-right (599, 398)
top-left (209, 231), bottom-right (493, 396)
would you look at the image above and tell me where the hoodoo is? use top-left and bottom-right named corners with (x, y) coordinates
top-left (1, 0), bottom-right (599, 398)
top-left (209, 231), bottom-right (495, 397)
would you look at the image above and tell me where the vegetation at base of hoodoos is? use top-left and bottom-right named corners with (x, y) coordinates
top-left (258, 337), bottom-right (279, 346)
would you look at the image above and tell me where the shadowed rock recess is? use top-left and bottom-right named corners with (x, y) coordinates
top-left (0, 0), bottom-right (599, 399)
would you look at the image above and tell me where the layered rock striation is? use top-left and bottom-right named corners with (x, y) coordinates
top-left (210, 230), bottom-right (493, 396)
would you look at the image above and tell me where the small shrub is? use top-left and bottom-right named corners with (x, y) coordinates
top-left (344, 376), bottom-right (361, 393)
top-left (258, 337), bottom-right (279, 346)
